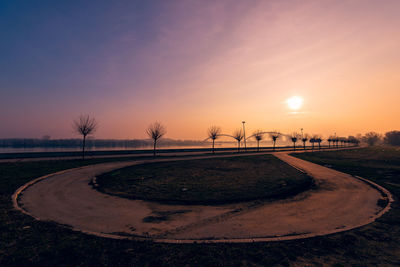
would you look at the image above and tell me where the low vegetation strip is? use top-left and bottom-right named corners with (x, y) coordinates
top-left (96, 155), bottom-right (313, 205)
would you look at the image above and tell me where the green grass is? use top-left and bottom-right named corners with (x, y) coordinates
top-left (96, 155), bottom-right (313, 204)
top-left (1, 149), bottom-right (400, 266)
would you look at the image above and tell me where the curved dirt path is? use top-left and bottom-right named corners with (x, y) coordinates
top-left (14, 151), bottom-right (392, 243)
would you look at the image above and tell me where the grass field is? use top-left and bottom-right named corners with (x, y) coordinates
top-left (1, 148), bottom-right (399, 266)
top-left (96, 155), bottom-right (313, 204)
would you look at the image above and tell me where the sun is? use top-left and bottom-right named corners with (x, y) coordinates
top-left (286, 96), bottom-right (303, 110)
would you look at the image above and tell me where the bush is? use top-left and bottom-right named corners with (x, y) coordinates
top-left (384, 131), bottom-right (400, 146)
top-left (362, 132), bottom-right (381, 146)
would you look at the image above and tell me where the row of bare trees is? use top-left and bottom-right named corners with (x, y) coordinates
top-left (73, 115), bottom-right (167, 159)
top-left (289, 133), bottom-right (322, 151)
top-left (207, 127), bottom-right (362, 154)
top-left (72, 114), bottom-right (361, 160)
top-left (207, 127), bottom-right (287, 153)
top-left (207, 126), bottom-right (284, 154)
top-left (327, 136), bottom-right (360, 148)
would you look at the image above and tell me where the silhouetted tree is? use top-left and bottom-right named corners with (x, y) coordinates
top-left (309, 136), bottom-right (316, 151)
top-left (253, 130), bottom-right (264, 152)
top-left (327, 136), bottom-right (334, 148)
top-left (207, 126), bottom-right (221, 154)
top-left (334, 137), bottom-right (339, 149)
top-left (316, 137), bottom-right (323, 150)
top-left (146, 122), bottom-right (166, 156)
top-left (384, 131), bottom-right (400, 146)
top-left (354, 138), bottom-right (360, 146)
top-left (347, 136), bottom-right (355, 147)
top-left (363, 132), bottom-right (381, 146)
top-left (301, 134), bottom-right (309, 150)
top-left (340, 138), bottom-right (345, 147)
top-left (270, 132), bottom-right (280, 151)
top-left (73, 115), bottom-right (97, 160)
top-left (233, 129), bottom-right (244, 152)
top-left (291, 133), bottom-right (299, 151)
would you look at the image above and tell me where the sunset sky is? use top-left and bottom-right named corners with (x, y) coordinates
top-left (1, 0), bottom-right (399, 140)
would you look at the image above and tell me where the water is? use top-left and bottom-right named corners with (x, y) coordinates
top-left (0, 141), bottom-right (292, 154)
top-left (0, 146), bottom-right (207, 153)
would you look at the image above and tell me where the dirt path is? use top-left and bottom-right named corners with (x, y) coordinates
top-left (14, 151), bottom-right (392, 243)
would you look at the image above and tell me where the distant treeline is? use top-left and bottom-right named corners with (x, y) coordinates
top-left (0, 138), bottom-right (208, 148)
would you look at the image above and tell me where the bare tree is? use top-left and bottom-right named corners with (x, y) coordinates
top-left (343, 138), bottom-right (349, 147)
top-left (309, 136), bottom-right (316, 150)
top-left (362, 132), bottom-right (381, 146)
top-left (73, 115), bottom-right (97, 160)
top-left (232, 129), bottom-right (244, 152)
top-left (270, 132), bottom-right (280, 151)
top-left (253, 130), bottom-right (264, 152)
top-left (291, 132), bottom-right (299, 151)
top-left (340, 138), bottom-right (345, 147)
top-left (146, 122), bottom-right (166, 157)
top-left (207, 126), bottom-right (221, 154)
top-left (348, 136), bottom-right (360, 146)
top-left (316, 136), bottom-right (323, 150)
top-left (327, 136), bottom-right (335, 148)
top-left (301, 134), bottom-right (309, 150)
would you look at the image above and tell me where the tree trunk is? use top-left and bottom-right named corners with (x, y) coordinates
top-left (237, 141), bottom-right (240, 152)
top-left (153, 139), bottom-right (157, 157)
top-left (212, 139), bottom-right (215, 154)
top-left (312, 142), bottom-right (314, 150)
top-left (303, 142), bottom-right (306, 150)
top-left (293, 142), bottom-right (296, 151)
top-left (82, 135), bottom-right (86, 160)
top-left (257, 140), bottom-right (260, 152)
top-left (318, 142), bottom-right (321, 150)
top-left (273, 141), bottom-right (276, 151)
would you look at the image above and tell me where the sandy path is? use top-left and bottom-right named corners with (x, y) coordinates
top-left (15, 151), bottom-right (391, 243)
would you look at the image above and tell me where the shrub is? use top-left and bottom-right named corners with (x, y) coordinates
top-left (384, 131), bottom-right (400, 146)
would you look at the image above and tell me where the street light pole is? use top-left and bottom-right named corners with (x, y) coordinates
top-left (242, 121), bottom-right (247, 151)
top-left (335, 132), bottom-right (338, 149)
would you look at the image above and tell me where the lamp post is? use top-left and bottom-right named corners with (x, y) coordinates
top-left (242, 121), bottom-right (247, 151)
top-left (335, 132), bottom-right (338, 149)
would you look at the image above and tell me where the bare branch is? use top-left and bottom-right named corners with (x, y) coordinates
top-left (301, 134), bottom-right (309, 143)
top-left (146, 122), bottom-right (166, 142)
top-left (291, 132), bottom-right (299, 143)
top-left (207, 126), bottom-right (221, 141)
top-left (269, 131), bottom-right (280, 142)
top-left (232, 129), bottom-right (244, 142)
top-left (253, 130), bottom-right (264, 141)
top-left (73, 115), bottom-right (97, 137)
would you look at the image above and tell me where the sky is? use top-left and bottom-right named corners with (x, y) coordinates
top-left (1, 0), bottom-right (399, 140)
